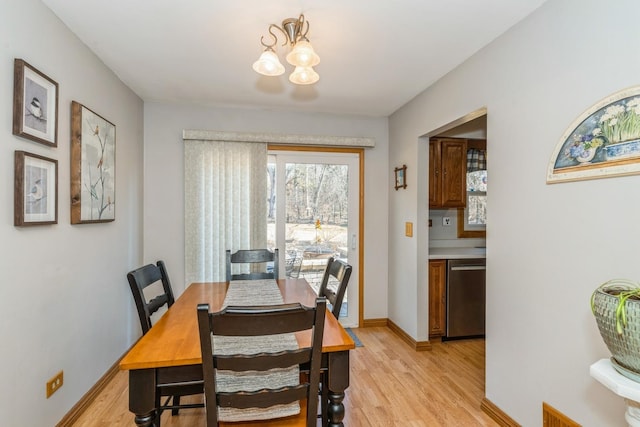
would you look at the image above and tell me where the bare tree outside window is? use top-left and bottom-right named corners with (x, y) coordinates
top-left (466, 170), bottom-right (487, 226)
top-left (267, 161), bottom-right (349, 291)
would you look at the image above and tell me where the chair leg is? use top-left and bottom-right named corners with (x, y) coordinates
top-left (321, 374), bottom-right (329, 426)
top-left (155, 393), bottom-right (162, 427)
top-left (172, 395), bottom-right (181, 416)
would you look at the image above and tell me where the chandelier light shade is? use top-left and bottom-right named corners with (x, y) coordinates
top-left (286, 40), bottom-right (320, 67)
top-left (252, 48), bottom-right (285, 76)
top-left (289, 66), bottom-right (319, 85)
top-left (253, 14), bottom-right (320, 85)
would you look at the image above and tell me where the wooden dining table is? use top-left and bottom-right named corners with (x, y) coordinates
top-left (119, 278), bottom-right (355, 427)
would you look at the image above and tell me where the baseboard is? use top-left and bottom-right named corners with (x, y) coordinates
top-left (362, 318), bottom-right (388, 327)
top-left (56, 357), bottom-right (123, 427)
top-left (387, 319), bottom-right (432, 351)
top-left (481, 397), bottom-right (521, 427)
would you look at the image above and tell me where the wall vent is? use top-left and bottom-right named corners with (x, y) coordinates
top-left (543, 402), bottom-right (581, 427)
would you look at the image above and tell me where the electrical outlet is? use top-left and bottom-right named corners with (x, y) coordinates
top-left (46, 370), bottom-right (64, 398)
top-left (442, 217), bottom-right (451, 226)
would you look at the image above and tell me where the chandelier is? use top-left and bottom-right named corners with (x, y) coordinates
top-left (252, 14), bottom-right (320, 85)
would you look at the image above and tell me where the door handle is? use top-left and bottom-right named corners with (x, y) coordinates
top-left (450, 265), bottom-right (486, 271)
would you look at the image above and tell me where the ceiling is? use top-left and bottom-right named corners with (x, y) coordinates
top-left (41, 0), bottom-right (547, 117)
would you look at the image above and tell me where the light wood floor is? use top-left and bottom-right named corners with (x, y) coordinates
top-left (71, 327), bottom-right (498, 427)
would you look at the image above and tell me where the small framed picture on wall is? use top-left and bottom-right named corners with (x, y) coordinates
top-left (14, 150), bottom-right (58, 226)
top-left (12, 59), bottom-right (59, 147)
top-left (394, 164), bottom-right (407, 190)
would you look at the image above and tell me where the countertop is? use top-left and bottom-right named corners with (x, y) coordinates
top-left (429, 247), bottom-right (486, 260)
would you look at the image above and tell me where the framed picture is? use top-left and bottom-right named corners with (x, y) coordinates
top-left (12, 59), bottom-right (58, 147)
top-left (70, 101), bottom-right (116, 224)
top-left (394, 164), bottom-right (407, 190)
top-left (14, 151), bottom-right (58, 226)
top-left (547, 85), bottom-right (640, 183)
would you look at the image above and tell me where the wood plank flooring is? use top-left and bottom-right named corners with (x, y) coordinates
top-left (70, 327), bottom-right (498, 427)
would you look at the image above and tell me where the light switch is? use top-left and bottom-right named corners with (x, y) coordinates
top-left (405, 222), bottom-right (413, 237)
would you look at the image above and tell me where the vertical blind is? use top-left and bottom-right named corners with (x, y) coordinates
top-left (184, 140), bottom-right (267, 283)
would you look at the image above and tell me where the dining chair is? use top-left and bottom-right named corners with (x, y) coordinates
top-left (226, 248), bottom-right (279, 281)
top-left (127, 261), bottom-right (204, 425)
top-left (285, 250), bottom-right (297, 276)
top-left (285, 250), bottom-right (303, 278)
top-left (197, 298), bottom-right (326, 427)
top-left (318, 257), bottom-right (352, 319)
top-left (316, 256), bottom-right (352, 425)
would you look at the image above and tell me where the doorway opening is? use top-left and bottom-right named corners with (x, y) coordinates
top-left (425, 107), bottom-right (488, 394)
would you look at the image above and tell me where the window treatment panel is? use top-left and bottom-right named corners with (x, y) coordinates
top-left (185, 140), bottom-right (267, 283)
top-left (467, 148), bottom-right (487, 172)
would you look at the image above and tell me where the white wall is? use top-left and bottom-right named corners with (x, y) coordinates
top-left (143, 103), bottom-right (389, 320)
top-left (389, 0), bottom-right (639, 425)
top-left (0, 1), bottom-right (144, 425)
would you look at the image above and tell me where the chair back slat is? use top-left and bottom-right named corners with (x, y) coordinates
top-left (218, 386), bottom-right (308, 410)
top-left (227, 272), bottom-right (275, 281)
top-left (145, 294), bottom-right (170, 316)
top-left (211, 303), bottom-right (316, 335)
top-left (215, 350), bottom-right (311, 371)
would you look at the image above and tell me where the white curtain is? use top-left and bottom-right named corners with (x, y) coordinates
top-left (184, 140), bottom-right (267, 283)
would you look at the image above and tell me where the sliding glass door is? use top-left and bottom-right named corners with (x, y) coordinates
top-left (267, 150), bottom-right (360, 327)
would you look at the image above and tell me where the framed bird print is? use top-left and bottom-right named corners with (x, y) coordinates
top-left (13, 59), bottom-right (59, 147)
top-left (70, 101), bottom-right (116, 224)
top-left (14, 151), bottom-right (58, 226)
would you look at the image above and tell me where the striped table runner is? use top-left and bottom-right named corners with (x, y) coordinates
top-left (213, 279), bottom-right (300, 422)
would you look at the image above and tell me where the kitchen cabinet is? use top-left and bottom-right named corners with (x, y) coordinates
top-left (428, 259), bottom-right (447, 338)
top-left (429, 138), bottom-right (467, 208)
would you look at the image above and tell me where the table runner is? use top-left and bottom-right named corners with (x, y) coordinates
top-left (213, 279), bottom-right (300, 422)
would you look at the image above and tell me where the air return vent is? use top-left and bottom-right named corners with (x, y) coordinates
top-left (543, 402), bottom-right (581, 427)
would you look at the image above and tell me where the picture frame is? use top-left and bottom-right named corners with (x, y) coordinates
top-left (70, 101), bottom-right (116, 224)
top-left (12, 59), bottom-right (58, 147)
top-left (394, 164), bottom-right (407, 190)
top-left (14, 151), bottom-right (58, 226)
top-left (547, 85), bottom-right (640, 183)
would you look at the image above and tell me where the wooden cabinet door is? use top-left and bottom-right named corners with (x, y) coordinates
top-left (428, 141), bottom-right (441, 207)
top-left (440, 139), bottom-right (467, 207)
top-left (428, 260), bottom-right (447, 337)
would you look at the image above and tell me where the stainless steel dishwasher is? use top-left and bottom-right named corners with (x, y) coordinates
top-left (446, 258), bottom-right (486, 339)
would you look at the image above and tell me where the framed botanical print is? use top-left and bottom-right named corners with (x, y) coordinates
top-left (13, 59), bottom-right (58, 147)
top-left (547, 85), bottom-right (640, 183)
top-left (14, 151), bottom-right (58, 226)
top-left (70, 101), bottom-right (116, 224)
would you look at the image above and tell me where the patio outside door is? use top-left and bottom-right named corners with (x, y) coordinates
top-left (267, 150), bottom-right (360, 327)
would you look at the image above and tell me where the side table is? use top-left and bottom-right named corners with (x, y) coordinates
top-left (590, 358), bottom-right (640, 427)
